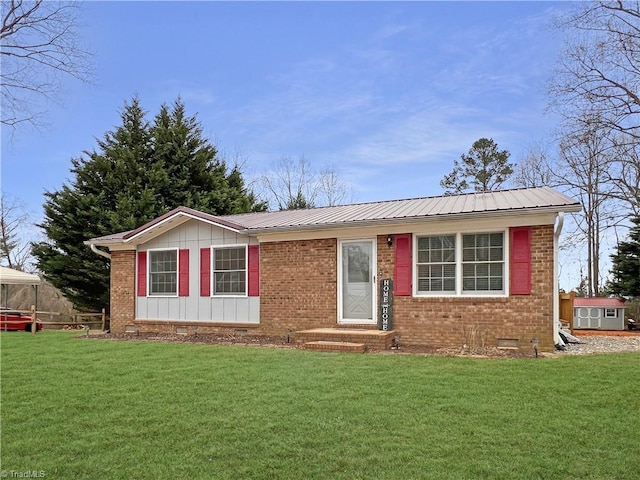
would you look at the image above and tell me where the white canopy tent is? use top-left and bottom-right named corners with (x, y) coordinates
top-left (0, 266), bottom-right (40, 310)
top-left (0, 266), bottom-right (41, 286)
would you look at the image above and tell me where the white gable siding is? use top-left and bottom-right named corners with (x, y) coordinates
top-left (136, 219), bottom-right (259, 324)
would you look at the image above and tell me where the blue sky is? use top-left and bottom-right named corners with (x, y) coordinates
top-left (3, 1), bottom-right (582, 282)
top-left (2, 1), bottom-right (567, 208)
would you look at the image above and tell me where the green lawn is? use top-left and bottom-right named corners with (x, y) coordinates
top-left (1, 331), bottom-right (639, 480)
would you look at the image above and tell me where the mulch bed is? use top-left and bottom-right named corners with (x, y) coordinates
top-left (81, 331), bottom-right (539, 358)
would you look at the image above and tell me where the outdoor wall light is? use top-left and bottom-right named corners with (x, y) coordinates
top-left (387, 235), bottom-right (393, 247)
top-left (531, 338), bottom-right (539, 358)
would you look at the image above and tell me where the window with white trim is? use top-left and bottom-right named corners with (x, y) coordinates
top-left (462, 233), bottom-right (504, 293)
top-left (149, 250), bottom-right (177, 295)
top-left (605, 308), bottom-right (617, 318)
top-left (213, 246), bottom-right (246, 295)
top-left (416, 235), bottom-right (456, 293)
top-left (415, 232), bottom-right (505, 295)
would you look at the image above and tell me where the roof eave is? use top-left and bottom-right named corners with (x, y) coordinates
top-left (124, 211), bottom-right (244, 242)
top-left (84, 211), bottom-right (247, 248)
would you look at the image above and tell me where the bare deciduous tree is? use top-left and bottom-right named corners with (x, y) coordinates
top-left (259, 156), bottom-right (353, 210)
top-left (558, 119), bottom-right (617, 297)
top-left (549, 1), bottom-right (640, 140)
top-left (0, 193), bottom-right (33, 270)
top-left (0, 0), bottom-right (92, 128)
top-left (604, 135), bottom-right (640, 217)
top-left (548, 2), bottom-right (640, 292)
top-left (318, 163), bottom-right (354, 207)
top-left (512, 141), bottom-right (557, 189)
top-left (259, 156), bottom-right (318, 210)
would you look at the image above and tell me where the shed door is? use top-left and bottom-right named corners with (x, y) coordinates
top-left (576, 307), bottom-right (601, 329)
top-left (339, 240), bottom-right (376, 324)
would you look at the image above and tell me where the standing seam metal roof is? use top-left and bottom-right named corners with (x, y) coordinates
top-left (86, 186), bottom-right (581, 244)
top-left (222, 186), bottom-right (581, 231)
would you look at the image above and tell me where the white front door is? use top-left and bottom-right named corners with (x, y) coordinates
top-left (339, 239), bottom-right (376, 324)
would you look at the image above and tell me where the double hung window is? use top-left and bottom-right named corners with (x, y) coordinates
top-left (149, 250), bottom-right (178, 296)
top-left (462, 233), bottom-right (504, 292)
top-left (213, 246), bottom-right (246, 295)
top-left (415, 232), bottom-right (505, 296)
top-left (416, 235), bottom-right (456, 293)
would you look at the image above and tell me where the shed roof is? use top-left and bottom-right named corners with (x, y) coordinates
top-left (574, 297), bottom-right (626, 308)
top-left (86, 186), bottom-right (581, 246)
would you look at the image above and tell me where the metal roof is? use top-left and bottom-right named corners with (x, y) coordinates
top-left (574, 297), bottom-right (626, 308)
top-left (86, 186), bottom-right (581, 245)
top-left (223, 186), bottom-right (581, 232)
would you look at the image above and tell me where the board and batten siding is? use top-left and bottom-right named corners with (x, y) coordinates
top-left (136, 219), bottom-right (259, 324)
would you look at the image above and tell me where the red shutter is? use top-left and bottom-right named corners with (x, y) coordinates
top-left (248, 245), bottom-right (260, 297)
top-left (137, 251), bottom-right (147, 297)
top-left (510, 227), bottom-right (532, 295)
top-left (200, 248), bottom-right (211, 297)
top-left (394, 234), bottom-right (412, 296)
top-left (178, 249), bottom-right (189, 297)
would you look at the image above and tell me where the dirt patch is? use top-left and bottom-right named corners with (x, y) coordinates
top-left (89, 332), bottom-right (299, 349)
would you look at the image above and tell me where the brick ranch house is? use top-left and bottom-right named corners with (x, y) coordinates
top-left (86, 186), bottom-right (581, 352)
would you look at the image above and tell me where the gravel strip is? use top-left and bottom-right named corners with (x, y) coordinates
top-left (557, 335), bottom-right (640, 355)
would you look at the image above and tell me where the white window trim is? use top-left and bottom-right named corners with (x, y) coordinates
top-left (413, 229), bottom-right (509, 298)
top-left (604, 308), bottom-right (617, 318)
top-left (147, 247), bottom-right (179, 298)
top-left (210, 244), bottom-right (248, 298)
top-left (415, 234), bottom-right (457, 295)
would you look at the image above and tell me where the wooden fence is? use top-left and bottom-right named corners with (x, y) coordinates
top-left (2, 306), bottom-right (107, 334)
top-left (559, 292), bottom-right (575, 334)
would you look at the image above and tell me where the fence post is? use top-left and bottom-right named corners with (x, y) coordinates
top-left (30, 305), bottom-right (36, 334)
top-left (101, 308), bottom-right (106, 331)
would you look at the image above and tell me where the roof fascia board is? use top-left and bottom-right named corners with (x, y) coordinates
top-left (102, 245), bottom-right (137, 251)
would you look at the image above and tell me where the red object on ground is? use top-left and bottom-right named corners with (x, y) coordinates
top-left (576, 330), bottom-right (640, 337)
top-left (0, 310), bottom-right (42, 332)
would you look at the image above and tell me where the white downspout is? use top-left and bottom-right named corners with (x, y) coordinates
top-left (553, 212), bottom-right (565, 346)
top-left (90, 244), bottom-right (112, 260)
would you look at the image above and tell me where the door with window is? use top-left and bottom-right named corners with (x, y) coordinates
top-left (339, 240), bottom-right (376, 324)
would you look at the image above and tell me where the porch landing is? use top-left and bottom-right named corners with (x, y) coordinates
top-left (295, 328), bottom-right (397, 352)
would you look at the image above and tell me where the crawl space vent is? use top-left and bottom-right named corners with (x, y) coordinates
top-left (497, 338), bottom-right (520, 349)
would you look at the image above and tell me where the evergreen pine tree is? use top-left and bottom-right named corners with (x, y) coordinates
top-left (32, 97), bottom-right (265, 312)
top-left (440, 138), bottom-right (514, 194)
top-left (608, 216), bottom-right (640, 297)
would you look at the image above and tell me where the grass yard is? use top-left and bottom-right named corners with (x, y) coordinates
top-left (1, 331), bottom-right (639, 480)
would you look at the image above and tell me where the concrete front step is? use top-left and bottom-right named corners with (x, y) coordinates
top-left (296, 328), bottom-right (397, 350)
top-left (304, 341), bottom-right (366, 353)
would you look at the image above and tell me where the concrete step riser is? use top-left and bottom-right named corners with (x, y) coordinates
top-left (304, 341), bottom-right (366, 353)
top-left (295, 328), bottom-right (397, 350)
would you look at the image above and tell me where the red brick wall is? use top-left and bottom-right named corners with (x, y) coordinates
top-left (110, 250), bottom-right (136, 333)
top-left (109, 225), bottom-right (555, 350)
top-left (378, 225), bottom-right (555, 350)
top-left (258, 225), bottom-right (555, 350)
top-left (259, 238), bottom-right (338, 336)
